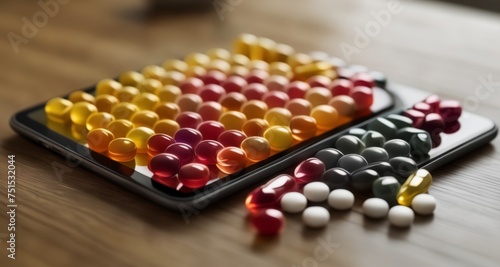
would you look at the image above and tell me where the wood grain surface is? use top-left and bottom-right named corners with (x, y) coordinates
top-left (1, 0), bottom-right (500, 266)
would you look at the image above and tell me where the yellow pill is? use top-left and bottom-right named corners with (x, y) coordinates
top-left (176, 93), bottom-right (202, 112)
top-left (240, 100), bottom-right (268, 120)
top-left (114, 86), bottom-right (140, 102)
top-left (106, 119), bottom-right (134, 138)
top-left (289, 115), bottom-right (317, 141)
top-left (137, 79), bottom-right (162, 94)
top-left (219, 111), bottom-right (247, 131)
top-left (45, 97), bottom-right (73, 123)
top-left (87, 128), bottom-right (115, 153)
top-left (305, 87), bottom-right (333, 107)
top-left (184, 65), bottom-right (207, 78)
top-left (141, 65), bottom-right (167, 80)
top-left (111, 102), bottom-right (139, 120)
top-left (271, 43), bottom-right (294, 62)
top-left (71, 124), bottom-right (88, 142)
top-left (68, 90), bottom-right (95, 104)
top-left (295, 62), bottom-right (334, 80)
top-left (250, 37), bottom-right (276, 62)
top-left (264, 107), bottom-right (292, 126)
top-left (328, 95), bottom-right (357, 116)
top-left (119, 71), bottom-right (144, 87)
top-left (310, 105), bottom-right (339, 131)
top-left (153, 119), bottom-right (180, 137)
top-left (132, 92), bottom-right (160, 110)
top-left (154, 102), bottom-right (181, 120)
top-left (185, 53), bottom-right (211, 67)
top-left (96, 79), bottom-right (122, 96)
top-left (269, 62), bottom-right (293, 79)
top-left (247, 60), bottom-right (269, 71)
top-left (108, 137), bottom-right (137, 162)
top-left (207, 59), bottom-right (231, 74)
top-left (126, 127), bottom-right (155, 154)
top-left (70, 102), bottom-right (98, 125)
top-left (241, 136), bottom-right (271, 162)
top-left (228, 65), bottom-right (250, 77)
top-left (162, 59), bottom-right (188, 73)
top-left (160, 71), bottom-right (185, 86)
top-left (130, 110), bottom-right (159, 128)
top-left (242, 118), bottom-right (269, 137)
top-left (155, 85), bottom-right (182, 103)
top-left (287, 53), bottom-right (313, 69)
top-left (95, 94), bottom-right (119, 113)
top-left (233, 33), bottom-right (258, 56)
top-left (397, 169), bottom-right (433, 206)
top-left (263, 126), bottom-right (293, 151)
top-left (229, 54), bottom-right (250, 66)
top-left (86, 112), bottom-right (115, 131)
top-left (206, 48), bottom-right (231, 61)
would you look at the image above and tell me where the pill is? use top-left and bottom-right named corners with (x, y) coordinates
top-left (372, 176), bottom-right (401, 206)
top-left (70, 102), bottom-right (98, 125)
top-left (287, 53), bottom-right (312, 69)
top-left (179, 77), bottom-right (204, 94)
top-left (106, 119), bottom-right (134, 138)
top-left (216, 147), bottom-right (247, 174)
top-left (250, 209), bottom-right (285, 235)
top-left (310, 105), bottom-right (339, 131)
top-left (147, 133), bottom-right (175, 157)
top-left (361, 130), bottom-right (386, 147)
top-left (413, 102), bottom-right (432, 115)
top-left (351, 72), bottom-right (375, 88)
top-left (95, 94), bottom-right (119, 113)
top-left (137, 78), bottom-right (163, 94)
top-left (303, 182), bottom-right (330, 202)
top-left (389, 157), bottom-right (418, 183)
top-left (141, 65), bottom-right (167, 80)
top-left (362, 198), bottom-right (389, 219)
top-left (87, 128), bottom-right (115, 153)
top-left (194, 140), bottom-right (224, 165)
top-left (295, 62), bottom-right (333, 80)
top-left (294, 158), bottom-right (326, 185)
top-left (162, 71), bottom-right (186, 86)
top-left (307, 75), bottom-right (331, 88)
top-left (444, 120), bottom-right (461, 134)
top-left (155, 85), bottom-right (181, 104)
top-left (148, 153), bottom-right (180, 178)
top-left (270, 46), bottom-right (294, 66)
top-left (176, 111), bottom-right (203, 129)
top-left (196, 121), bottom-right (226, 141)
top-left (328, 189), bottom-right (355, 210)
top-left (162, 59), bottom-right (188, 73)
top-left (132, 92), bottom-right (160, 111)
top-left (335, 135), bottom-right (365, 155)
top-left (385, 114), bottom-right (413, 129)
top-left (126, 127), bottom-right (155, 154)
top-left (242, 83), bottom-right (269, 100)
top-left (411, 194), bottom-right (436, 215)
top-left (174, 128), bottom-right (203, 148)
top-left (360, 147), bottom-right (389, 164)
top-left (165, 143), bottom-right (194, 165)
top-left (357, 161), bottom-right (394, 177)
top-left (328, 95), bottom-right (357, 116)
top-left (263, 126), bottom-right (293, 151)
top-left (184, 65), bottom-right (206, 79)
top-left (321, 167), bottom-right (350, 190)
top-left (397, 169), bottom-right (433, 206)
top-left (347, 128), bottom-right (367, 139)
top-left (367, 118), bottom-right (397, 140)
top-left (154, 102), bottom-right (181, 120)
top-left (108, 137), bottom-right (137, 162)
top-left (285, 81), bottom-right (310, 99)
top-left (197, 101), bottom-right (223, 121)
top-left (220, 92), bottom-right (248, 111)
top-left (219, 111), bottom-right (247, 130)
top-left (396, 127), bottom-right (429, 142)
top-left (349, 86), bottom-right (373, 111)
top-left (201, 70), bottom-right (226, 85)
top-left (262, 90), bottom-right (289, 109)
top-left (246, 69), bottom-right (269, 84)
top-left (265, 75), bottom-right (288, 92)
top-left (388, 205), bottom-right (414, 227)
top-left (264, 107), bottom-right (292, 127)
top-left (423, 95), bottom-right (440, 112)
top-left (240, 136), bottom-right (271, 162)
top-left (289, 116), bottom-right (317, 141)
top-left (45, 97), bottom-right (73, 123)
top-left (130, 110), bottom-right (158, 128)
top-left (384, 139), bottom-right (411, 158)
top-left (111, 102), bottom-right (139, 120)
top-left (422, 113), bottom-right (445, 140)
top-left (329, 79), bottom-right (353, 96)
top-left (69, 90), bottom-right (95, 104)
top-left (305, 87), bottom-right (332, 107)
top-left (240, 100), bottom-right (268, 120)
top-left (153, 119), bottom-right (180, 137)
top-left (280, 192), bottom-right (307, 213)
top-left (176, 93), bottom-right (203, 112)
top-left (184, 53), bottom-right (210, 67)
top-left (285, 98), bottom-right (313, 116)
top-left (302, 206), bottom-right (330, 228)
top-left (242, 118), bottom-right (269, 137)
top-left (402, 109), bottom-right (425, 128)
top-left (245, 174), bottom-right (297, 212)
top-left (119, 71), bottom-right (144, 87)
top-left (96, 79), bottom-right (122, 96)
top-left (439, 100), bottom-right (462, 122)
top-left (313, 149), bottom-right (343, 170)
top-left (350, 169), bottom-right (379, 192)
top-left (218, 130), bottom-right (247, 147)
top-left (178, 163), bottom-right (210, 189)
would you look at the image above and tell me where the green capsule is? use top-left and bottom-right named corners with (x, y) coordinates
top-left (335, 135), bottom-right (365, 155)
top-left (348, 128), bottom-right (367, 139)
top-left (367, 118), bottom-right (397, 140)
top-left (385, 114), bottom-right (413, 129)
top-left (384, 139), bottom-right (411, 158)
top-left (362, 130), bottom-right (386, 147)
top-left (397, 169), bottom-right (432, 206)
top-left (372, 176), bottom-right (401, 206)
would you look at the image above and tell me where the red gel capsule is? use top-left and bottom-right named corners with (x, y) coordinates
top-left (242, 83), bottom-right (269, 101)
top-left (402, 109), bottom-right (426, 128)
top-left (413, 102), bottom-right (432, 115)
top-left (218, 130), bottom-right (247, 147)
top-left (444, 120), bottom-right (461, 134)
top-left (246, 69), bottom-right (269, 84)
top-left (250, 209), bottom-right (285, 235)
top-left (147, 133), bottom-right (175, 156)
top-left (285, 81), bottom-right (310, 99)
top-left (198, 84), bottom-right (226, 102)
top-left (308, 75), bottom-right (331, 88)
top-left (194, 140), bottom-right (224, 165)
top-left (439, 100), bottom-right (462, 123)
top-left (148, 153), bottom-right (180, 178)
top-left (422, 113), bottom-right (445, 136)
top-left (221, 75), bottom-right (247, 93)
top-left (424, 94), bottom-right (441, 112)
top-left (329, 79), bottom-right (353, 96)
top-left (294, 158), bottom-right (326, 185)
top-left (175, 111), bottom-right (203, 129)
top-left (349, 86), bottom-right (373, 111)
top-left (174, 128), bottom-right (203, 147)
top-left (201, 70), bottom-right (226, 85)
top-left (262, 90), bottom-right (289, 109)
top-left (197, 120), bottom-right (226, 140)
top-left (179, 77), bottom-right (204, 94)
top-left (197, 101), bottom-right (223, 121)
top-left (265, 75), bottom-right (288, 92)
top-left (178, 163), bottom-right (210, 189)
top-left (165, 143), bottom-right (194, 165)
top-left (351, 72), bottom-right (375, 88)
top-left (245, 174), bottom-right (297, 212)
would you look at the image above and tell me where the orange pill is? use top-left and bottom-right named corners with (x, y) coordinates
top-left (264, 107), bottom-right (292, 126)
top-left (95, 94), bottom-right (119, 113)
top-left (242, 118), bottom-right (269, 137)
top-left (220, 92), bottom-right (247, 111)
top-left (114, 86), bottom-right (140, 103)
top-left (153, 119), bottom-right (180, 137)
top-left (155, 85), bottom-right (182, 103)
top-left (310, 105), bottom-right (339, 131)
top-left (240, 100), bottom-right (268, 120)
top-left (130, 110), bottom-right (159, 128)
top-left (198, 101), bottom-right (223, 121)
top-left (305, 87), bottom-right (332, 107)
top-left (111, 102), bottom-right (139, 120)
top-left (86, 112), bottom-right (115, 131)
top-left (241, 136), bottom-right (271, 162)
top-left (154, 102), bottom-right (181, 120)
top-left (69, 90), bottom-right (95, 104)
top-left (285, 98), bottom-right (313, 116)
top-left (219, 111), bottom-right (247, 130)
top-left (108, 138), bottom-right (137, 162)
top-left (132, 92), bottom-right (160, 110)
top-left (137, 78), bottom-right (163, 94)
top-left (216, 147), bottom-right (247, 174)
top-left (176, 93), bottom-right (203, 112)
top-left (87, 128), bottom-right (115, 153)
top-left (106, 119), bottom-right (134, 138)
top-left (328, 95), bottom-right (357, 116)
top-left (289, 115), bottom-right (317, 141)
top-left (96, 79), bottom-right (122, 96)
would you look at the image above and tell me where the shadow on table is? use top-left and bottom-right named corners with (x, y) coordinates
top-left (436, 0), bottom-right (500, 13)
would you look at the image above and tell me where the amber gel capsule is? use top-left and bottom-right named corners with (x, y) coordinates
top-left (397, 169), bottom-right (433, 206)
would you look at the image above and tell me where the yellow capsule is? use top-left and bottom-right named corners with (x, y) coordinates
top-left (328, 95), bottom-right (357, 116)
top-left (319, 69), bottom-right (338, 80)
top-left (176, 93), bottom-right (202, 112)
top-left (136, 79), bottom-right (162, 94)
top-left (184, 65), bottom-right (206, 78)
top-left (219, 111), bottom-right (247, 131)
top-left (228, 65), bottom-right (250, 77)
top-left (108, 137), bottom-right (137, 162)
top-left (154, 102), bottom-right (181, 120)
top-left (126, 127), bottom-right (155, 154)
top-left (286, 53), bottom-right (313, 69)
top-left (70, 102), bottom-right (98, 125)
top-left (153, 119), bottom-right (180, 137)
top-left (247, 60), bottom-right (269, 71)
top-left (45, 97), bottom-right (73, 123)
top-left (271, 43), bottom-right (294, 62)
top-left (68, 90), bottom-right (95, 104)
top-left (87, 128), bottom-right (115, 153)
top-left (141, 65), bottom-right (167, 80)
top-left (95, 94), bottom-right (119, 113)
top-left (295, 62), bottom-right (334, 80)
top-left (310, 105), bottom-right (339, 131)
top-left (264, 107), bottom-right (292, 127)
top-left (263, 126), bottom-right (293, 151)
top-left (119, 71), bottom-right (144, 87)
top-left (289, 115), bottom-right (317, 141)
top-left (160, 71), bottom-right (185, 86)
top-left (229, 54), bottom-right (250, 66)
top-left (106, 119), bottom-right (134, 138)
top-left (207, 59), bottom-right (231, 74)
top-left (397, 169), bottom-right (433, 206)
top-left (269, 62), bottom-right (293, 79)
top-left (71, 124), bottom-right (88, 142)
top-left (111, 102), bottom-right (139, 120)
top-left (241, 136), bottom-right (271, 162)
top-left (240, 100), bottom-right (268, 120)
top-left (242, 118), bottom-right (269, 137)
top-left (95, 79), bottom-right (122, 96)
top-left (250, 37), bottom-right (276, 62)
top-left (86, 112), bottom-right (115, 131)
top-left (206, 48), bottom-right (231, 61)
top-left (132, 92), bottom-right (160, 110)
top-left (184, 53), bottom-right (211, 67)
top-left (305, 87), bottom-right (333, 107)
top-left (155, 85), bottom-right (182, 103)
top-left (130, 110), bottom-right (159, 128)
top-left (114, 86), bottom-right (140, 103)
top-left (162, 59), bottom-right (188, 73)
top-left (233, 33), bottom-right (258, 57)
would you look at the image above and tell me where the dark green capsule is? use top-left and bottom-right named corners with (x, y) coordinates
top-left (348, 128), bottom-right (367, 140)
top-left (389, 157), bottom-right (418, 183)
top-left (361, 147), bottom-right (389, 163)
top-left (358, 161), bottom-right (394, 177)
top-left (409, 133), bottom-right (432, 159)
top-left (335, 135), bottom-right (365, 155)
top-left (367, 118), bottom-right (397, 140)
top-left (321, 167), bottom-right (350, 190)
top-left (396, 127), bottom-right (429, 143)
top-left (372, 176), bottom-right (401, 206)
top-left (315, 148), bottom-right (344, 170)
top-left (337, 154), bottom-right (368, 173)
top-left (351, 169), bottom-right (379, 191)
top-left (361, 130), bottom-right (386, 147)
top-left (384, 139), bottom-right (411, 158)
top-left (385, 114), bottom-right (413, 129)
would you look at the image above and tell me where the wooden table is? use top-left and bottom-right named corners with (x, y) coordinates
top-left (1, 0), bottom-right (500, 266)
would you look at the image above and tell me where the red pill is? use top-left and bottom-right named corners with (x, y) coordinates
top-left (219, 92), bottom-right (247, 111)
top-left (444, 120), bottom-right (461, 134)
top-left (422, 113), bottom-right (445, 139)
top-left (413, 102), bottom-right (432, 115)
top-left (439, 100), bottom-right (462, 123)
top-left (179, 77), bottom-right (204, 94)
top-left (174, 128), bottom-right (203, 147)
top-left (197, 101), bottom-right (223, 121)
top-left (285, 81), bottom-right (310, 99)
top-left (265, 75), bottom-right (288, 92)
top-left (176, 93), bottom-right (202, 112)
top-left (350, 86), bottom-right (373, 111)
top-left (195, 140), bottom-right (224, 165)
top-left (198, 84), bottom-right (226, 102)
top-left (250, 209), bottom-right (285, 235)
top-left (197, 120), bottom-right (226, 140)
top-left (403, 109), bottom-right (426, 128)
top-left (329, 79), bottom-right (353, 96)
top-left (294, 157), bottom-right (326, 185)
top-left (245, 174), bottom-right (297, 212)
top-left (165, 143), bottom-right (194, 165)
top-left (262, 90), bottom-right (289, 108)
top-left (246, 69), bottom-right (269, 84)
top-left (221, 75), bottom-right (247, 93)
top-left (242, 83), bottom-right (269, 101)
top-left (308, 75), bottom-right (332, 88)
top-left (216, 147), bottom-right (247, 174)
top-left (351, 72), bottom-right (375, 88)
top-left (218, 130), bottom-right (247, 147)
top-left (178, 163), bottom-right (211, 189)
top-left (424, 95), bottom-right (441, 112)
top-left (147, 133), bottom-right (175, 157)
top-left (175, 111), bottom-right (203, 129)
top-left (201, 70), bottom-right (226, 85)
top-left (148, 153), bottom-right (180, 178)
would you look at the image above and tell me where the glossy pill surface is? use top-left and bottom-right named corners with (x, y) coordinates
top-left (362, 198), bottom-right (389, 219)
top-left (148, 153), bottom-right (180, 178)
top-left (397, 169), bottom-right (433, 206)
top-left (177, 163), bottom-right (210, 189)
top-left (303, 182), bottom-right (330, 202)
top-left (280, 192), bottom-right (307, 213)
top-left (310, 105), bottom-right (338, 131)
top-left (372, 176), bottom-right (401, 206)
top-left (153, 119), bottom-right (180, 137)
top-left (302, 206), bottom-right (330, 228)
top-left (251, 209), bottom-right (285, 235)
top-left (360, 147), bottom-right (389, 164)
top-left (70, 102), bottom-right (98, 125)
top-left (240, 136), bottom-right (271, 162)
top-left (45, 97), bottom-right (73, 123)
top-left (289, 115), bottom-right (317, 141)
top-left (126, 127), bottom-right (155, 154)
top-left (130, 110), bottom-right (158, 128)
top-left (216, 147), bottom-right (247, 174)
top-left (197, 121), bottom-right (226, 141)
top-left (106, 119), bottom-right (134, 138)
top-left (335, 135), bottom-right (365, 155)
top-left (361, 131), bottom-right (386, 148)
top-left (174, 128), bottom-right (203, 148)
top-left (388, 205), bottom-right (414, 227)
top-left (219, 111), bottom-right (247, 130)
top-left (294, 158), bottom-right (326, 184)
top-left (328, 189), bottom-right (355, 210)
top-left (87, 128), bottom-right (115, 153)
top-left (165, 143), bottom-right (194, 165)
top-left (350, 169), bottom-right (379, 192)
top-left (147, 133), bottom-right (175, 156)
top-left (218, 130), bottom-right (247, 147)
top-left (85, 112), bottom-right (115, 131)
top-left (411, 194), bottom-right (436, 215)
top-left (367, 118), bottom-right (397, 140)
top-left (245, 174), bottom-right (296, 212)
top-left (108, 138), bottom-right (137, 162)
top-left (337, 154), bottom-right (368, 173)
top-left (194, 140), bottom-right (224, 165)
top-left (263, 126), bottom-right (293, 151)
top-left (315, 148), bottom-right (344, 170)
top-left (321, 167), bottom-right (350, 190)
top-left (384, 139), bottom-right (411, 158)
top-left (389, 157), bottom-right (418, 182)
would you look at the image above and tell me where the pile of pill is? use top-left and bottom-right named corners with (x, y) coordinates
top-left (44, 34), bottom-right (384, 189)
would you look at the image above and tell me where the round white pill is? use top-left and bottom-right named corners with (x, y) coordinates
top-left (411, 194), bottom-right (436, 215)
top-left (362, 198), bottom-right (389, 219)
top-left (303, 182), bottom-right (330, 202)
top-left (280, 192), bottom-right (308, 213)
top-left (302, 206), bottom-right (330, 228)
top-left (327, 189), bottom-right (355, 210)
top-left (388, 205), bottom-right (414, 227)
